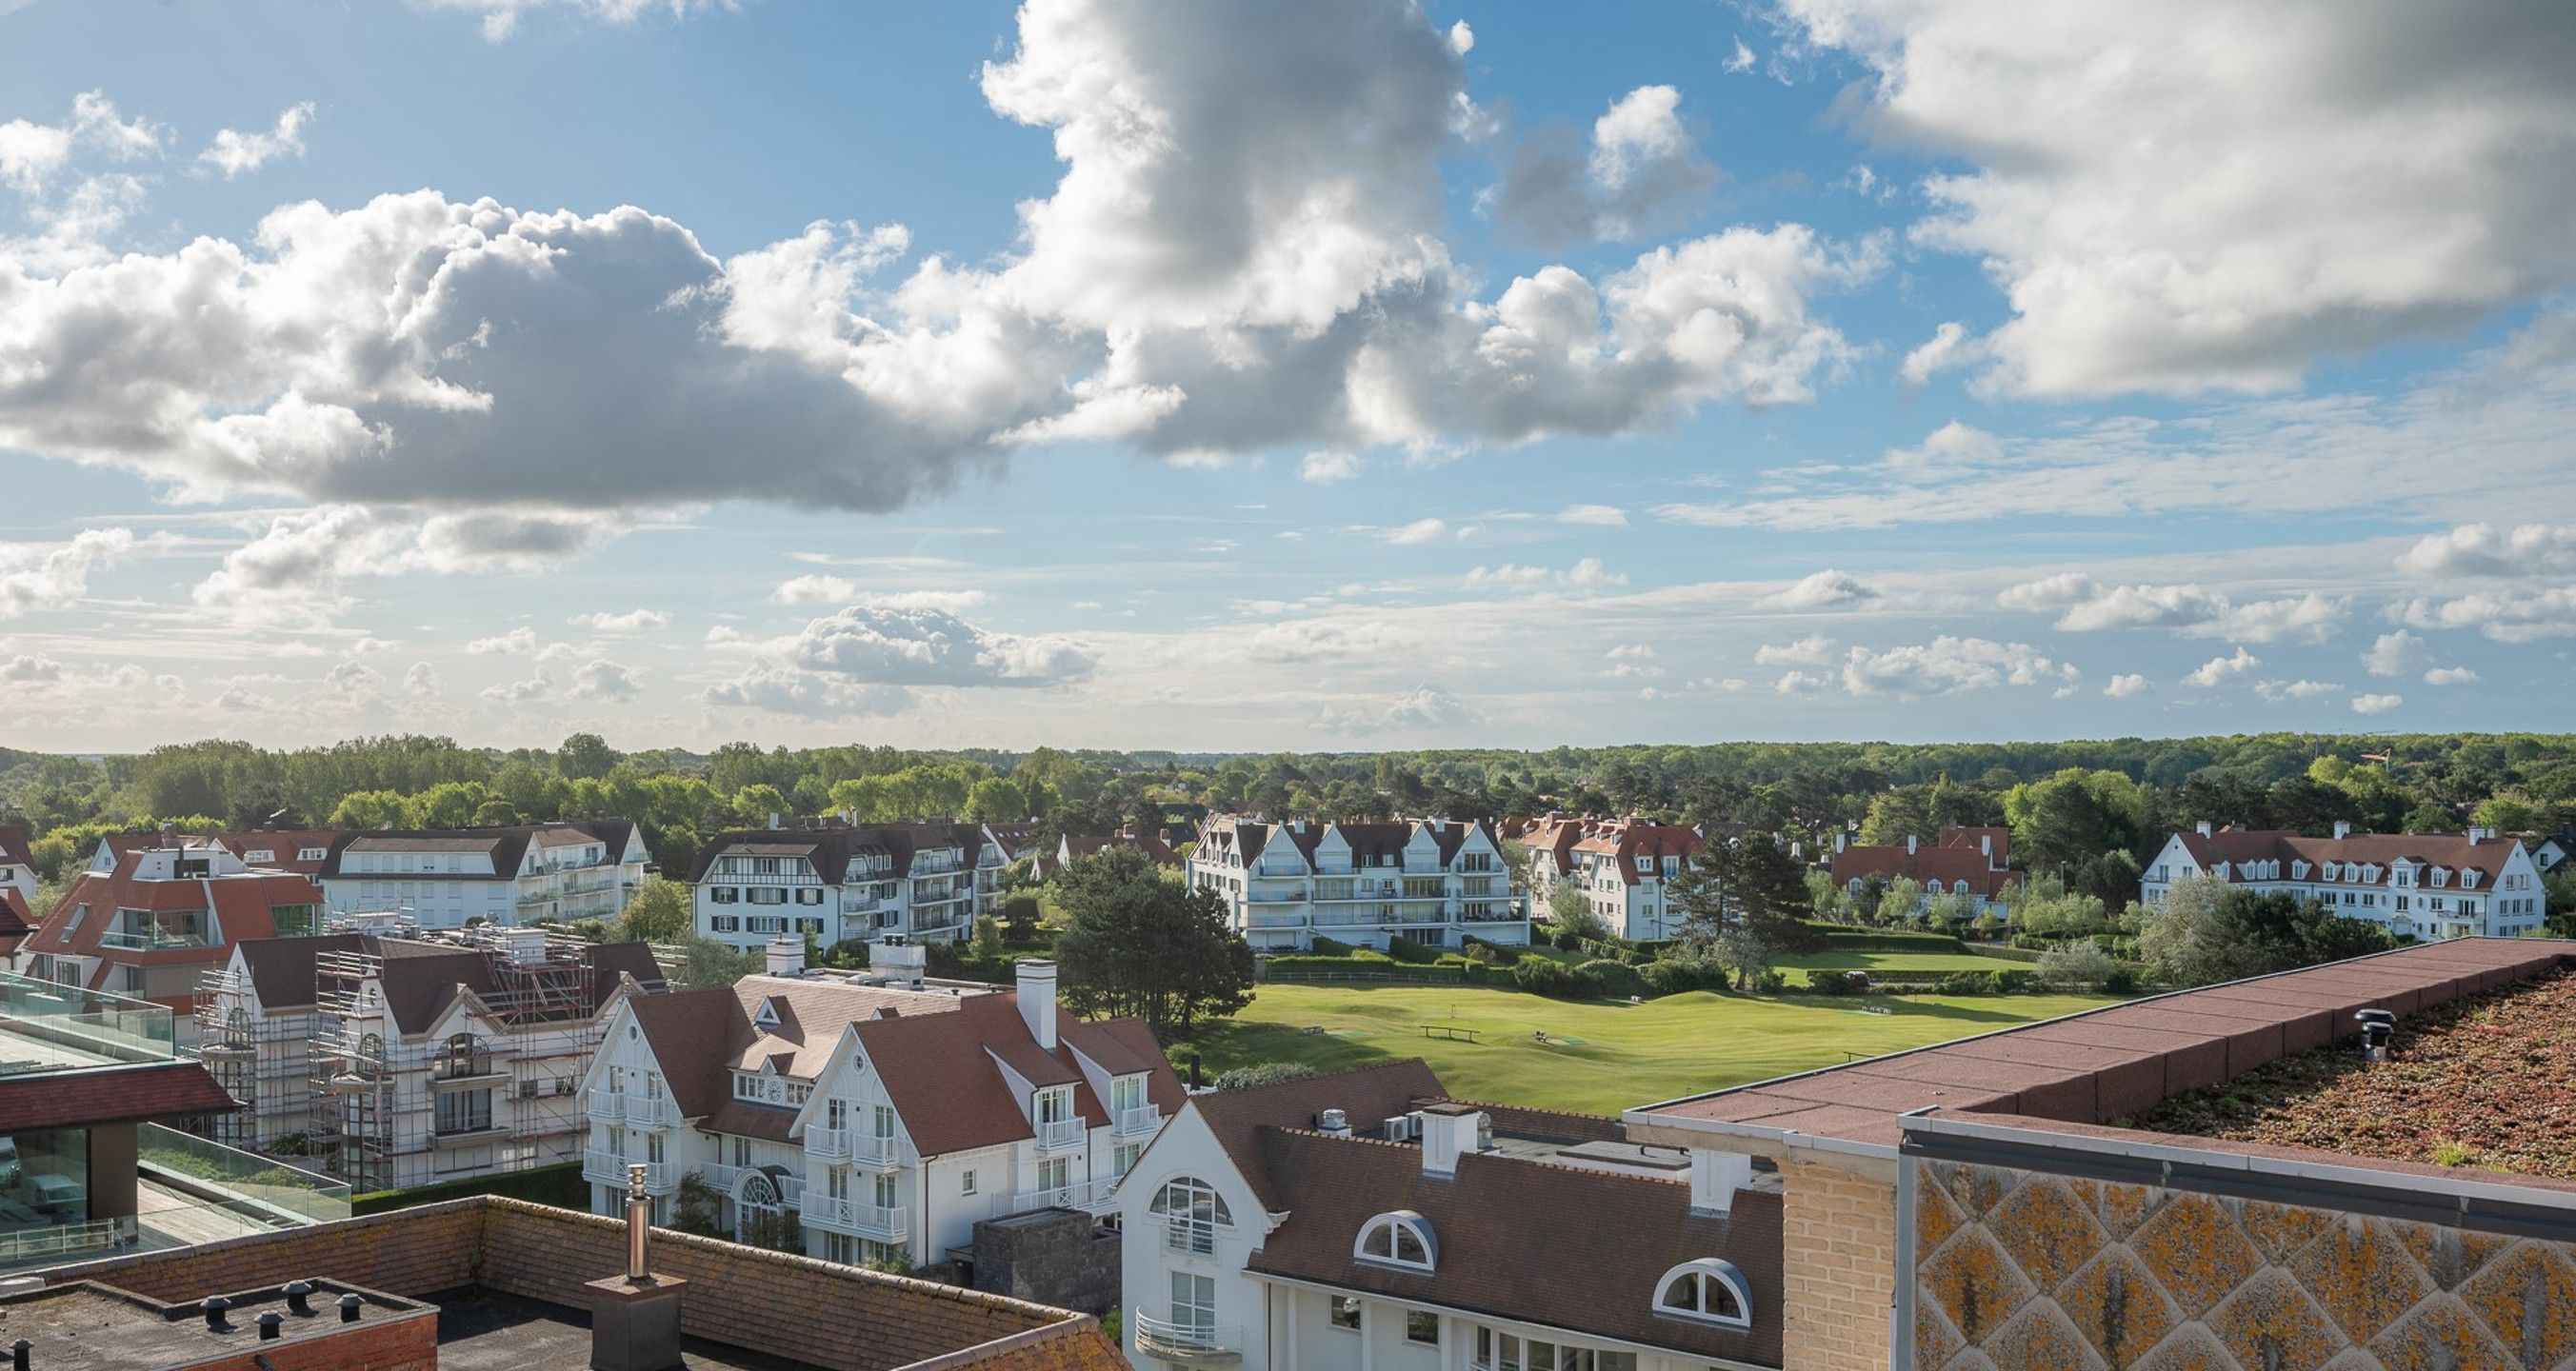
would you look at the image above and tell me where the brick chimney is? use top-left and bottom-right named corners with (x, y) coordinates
top-left (587, 1164), bottom-right (688, 1371)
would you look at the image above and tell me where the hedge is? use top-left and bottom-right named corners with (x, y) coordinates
top-left (352, 1161), bottom-right (589, 1216)
top-left (1386, 936), bottom-right (1440, 965)
top-left (1639, 960), bottom-right (1727, 995)
top-left (1808, 925), bottom-right (1966, 953)
top-left (1512, 958), bottom-right (1605, 999)
top-left (1577, 958), bottom-right (1646, 998)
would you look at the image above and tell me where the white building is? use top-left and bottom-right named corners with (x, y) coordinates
top-left (574, 950), bottom-right (1184, 1272)
top-left (686, 824), bottom-right (1005, 954)
top-left (1115, 1059), bottom-right (1777, 1370)
top-left (1521, 817), bottom-right (1707, 941)
top-left (317, 822), bottom-right (648, 929)
top-left (2140, 822), bottom-right (2548, 939)
top-left (1187, 817), bottom-right (1528, 953)
top-left (197, 925), bottom-right (667, 1190)
top-left (0, 825), bottom-right (35, 967)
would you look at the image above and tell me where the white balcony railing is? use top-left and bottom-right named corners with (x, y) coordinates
top-left (806, 1126), bottom-right (850, 1159)
top-left (589, 1091), bottom-right (674, 1128)
top-left (1132, 1312), bottom-right (1242, 1364)
top-left (1114, 1103), bottom-right (1163, 1137)
top-left (582, 1150), bottom-right (677, 1193)
top-left (1165, 1218), bottom-right (1225, 1255)
top-left (806, 1196), bottom-right (908, 1240)
top-left (1034, 1116), bottom-right (1085, 1152)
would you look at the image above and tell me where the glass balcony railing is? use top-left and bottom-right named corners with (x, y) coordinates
top-left (0, 971), bottom-right (176, 1072)
top-left (96, 924), bottom-right (212, 951)
top-left (136, 1123), bottom-right (350, 1227)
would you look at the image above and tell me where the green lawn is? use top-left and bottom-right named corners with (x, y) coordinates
top-left (1169, 984), bottom-right (2124, 1115)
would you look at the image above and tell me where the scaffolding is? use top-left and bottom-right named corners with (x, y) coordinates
top-left (191, 965), bottom-right (308, 1149)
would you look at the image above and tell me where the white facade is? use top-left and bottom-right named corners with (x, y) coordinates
top-left (322, 825), bottom-right (647, 930)
top-left (689, 825), bottom-right (1006, 954)
top-left (1524, 820), bottom-right (1704, 942)
top-left (2140, 823), bottom-right (2548, 939)
top-left (575, 963), bottom-right (1171, 1271)
top-left (1188, 818), bottom-right (1529, 952)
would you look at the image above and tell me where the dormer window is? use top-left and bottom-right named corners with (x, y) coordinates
top-left (1654, 1258), bottom-right (1752, 1329)
top-left (2323, 862), bottom-right (2339, 882)
top-left (2290, 861), bottom-right (2308, 880)
top-left (754, 997), bottom-right (783, 1030)
top-left (1354, 1211), bottom-right (1436, 1272)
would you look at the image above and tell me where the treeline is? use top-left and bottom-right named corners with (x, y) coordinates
top-left (6, 731), bottom-right (2574, 893)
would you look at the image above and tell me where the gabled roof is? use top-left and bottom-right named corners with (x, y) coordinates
top-left (20, 854), bottom-right (324, 970)
top-left (0, 886), bottom-right (34, 948)
top-left (211, 830), bottom-right (341, 877)
top-left (1570, 821), bottom-right (1705, 886)
top-left (0, 1060), bottom-right (240, 1130)
top-left (1828, 840), bottom-right (2018, 900)
top-left (320, 820), bottom-right (637, 882)
top-left (623, 974), bottom-right (1185, 1158)
top-left (2169, 826), bottom-right (2525, 884)
top-left (683, 823), bottom-right (989, 884)
top-left (1057, 830), bottom-right (1180, 867)
top-left (1244, 1129), bottom-right (1781, 1367)
top-left (0, 824), bottom-right (32, 870)
top-left (1940, 825), bottom-right (2012, 865)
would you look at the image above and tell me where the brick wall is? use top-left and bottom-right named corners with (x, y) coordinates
top-left (33, 1200), bottom-right (487, 1301)
top-left (1777, 1160), bottom-right (1896, 1371)
top-left (171, 1311), bottom-right (439, 1371)
top-left (968, 1209), bottom-right (1122, 1315)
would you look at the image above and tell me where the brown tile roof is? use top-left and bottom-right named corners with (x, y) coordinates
top-left (20, 856), bottom-right (323, 979)
top-left (682, 824), bottom-right (988, 884)
top-left (0, 824), bottom-right (32, 870)
top-left (2173, 825), bottom-right (2526, 884)
top-left (1186, 1059), bottom-right (1446, 1212)
top-left (322, 820), bottom-right (637, 882)
top-left (1634, 939), bottom-right (2576, 1152)
top-left (0, 885), bottom-right (33, 949)
top-left (1828, 839), bottom-right (2018, 900)
top-left (1244, 1128), bottom-right (1782, 1366)
top-left (0, 1061), bottom-right (240, 1130)
top-left (211, 829), bottom-right (341, 876)
top-left (629, 977), bottom-right (1184, 1158)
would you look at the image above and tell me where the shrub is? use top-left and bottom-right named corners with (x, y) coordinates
top-left (2102, 964), bottom-right (2142, 995)
top-left (1308, 935), bottom-right (1356, 957)
top-left (1512, 958), bottom-right (1605, 1000)
top-left (1640, 960), bottom-right (1727, 995)
top-left (1577, 937), bottom-right (1646, 965)
top-left (1752, 968), bottom-right (1787, 993)
top-left (1577, 958), bottom-right (1645, 998)
top-left (2036, 940), bottom-right (2117, 990)
top-left (351, 1162), bottom-right (588, 1215)
top-left (1386, 936), bottom-right (1438, 964)
top-left (1804, 967), bottom-right (1859, 995)
top-left (1213, 1062), bottom-right (1320, 1091)
top-left (1547, 925), bottom-right (1588, 952)
top-left (1460, 934), bottom-right (1522, 965)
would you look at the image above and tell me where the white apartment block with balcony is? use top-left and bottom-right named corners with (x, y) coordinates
top-left (317, 822), bottom-right (647, 930)
top-left (2140, 821), bottom-right (2548, 940)
top-left (1521, 817), bottom-right (1707, 942)
top-left (574, 950), bottom-right (1184, 1272)
top-left (1188, 817), bottom-right (1529, 953)
top-left (686, 825), bottom-right (1004, 954)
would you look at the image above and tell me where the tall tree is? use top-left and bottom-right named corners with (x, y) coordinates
top-left (1667, 835), bottom-right (1826, 958)
top-left (1052, 847), bottom-right (1253, 1041)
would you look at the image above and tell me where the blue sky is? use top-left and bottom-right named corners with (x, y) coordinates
top-left (2, 0), bottom-right (2571, 753)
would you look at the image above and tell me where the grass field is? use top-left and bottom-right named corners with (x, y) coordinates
top-left (1169, 984), bottom-right (2124, 1115)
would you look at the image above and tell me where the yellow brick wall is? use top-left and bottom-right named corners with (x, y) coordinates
top-left (1777, 1160), bottom-right (1896, 1371)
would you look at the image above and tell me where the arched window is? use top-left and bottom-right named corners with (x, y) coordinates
top-left (1149, 1177), bottom-right (1232, 1254)
top-left (1353, 1211), bottom-right (1436, 1272)
top-left (439, 1033), bottom-right (483, 1081)
top-left (1654, 1259), bottom-right (1751, 1328)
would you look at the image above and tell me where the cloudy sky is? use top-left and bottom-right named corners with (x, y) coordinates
top-left (3, 0), bottom-right (2573, 753)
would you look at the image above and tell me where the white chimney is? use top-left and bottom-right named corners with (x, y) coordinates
top-left (870, 939), bottom-right (926, 987)
top-left (2333, 820), bottom-right (2353, 841)
top-left (1689, 1149), bottom-right (1754, 1215)
top-left (2468, 825), bottom-right (2492, 844)
top-left (1417, 1103), bottom-right (1486, 1178)
top-left (1017, 959), bottom-right (1058, 1050)
top-left (1980, 833), bottom-right (1992, 857)
top-left (764, 937), bottom-right (805, 978)
top-left (1318, 1108), bottom-right (1351, 1137)
top-left (768, 811), bottom-right (781, 830)
top-left (1834, 832), bottom-right (1848, 854)
top-left (1906, 834), bottom-right (1918, 855)
top-left (2196, 820), bottom-right (2214, 838)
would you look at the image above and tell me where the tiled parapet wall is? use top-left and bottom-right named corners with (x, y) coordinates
top-left (1912, 1159), bottom-right (2576, 1370)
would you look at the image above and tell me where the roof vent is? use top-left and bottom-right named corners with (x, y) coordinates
top-left (1318, 1108), bottom-right (1351, 1136)
top-left (2356, 1008), bottom-right (2396, 1063)
top-left (763, 938), bottom-right (805, 979)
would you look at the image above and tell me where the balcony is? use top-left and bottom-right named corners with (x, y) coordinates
top-left (0, 971), bottom-right (176, 1070)
top-left (1006, 1176), bottom-right (1118, 1214)
top-left (96, 924), bottom-right (211, 952)
top-left (1243, 911), bottom-right (1308, 929)
top-left (1164, 1217), bottom-right (1227, 1256)
top-left (805, 1196), bottom-right (908, 1241)
top-left (582, 1150), bottom-right (677, 1194)
top-left (588, 1092), bottom-right (674, 1128)
top-left (1033, 1116), bottom-right (1085, 1152)
top-left (1132, 1313), bottom-right (1242, 1365)
top-left (1114, 1103), bottom-right (1162, 1137)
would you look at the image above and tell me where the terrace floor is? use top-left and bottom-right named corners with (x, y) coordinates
top-left (2132, 968), bottom-right (2576, 1179)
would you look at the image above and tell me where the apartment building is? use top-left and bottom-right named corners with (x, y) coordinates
top-left (194, 925), bottom-right (664, 1189)
top-left (1523, 816), bottom-right (1707, 941)
top-left (317, 821), bottom-right (648, 929)
top-left (1117, 1059), bottom-right (1777, 1370)
top-left (2139, 820), bottom-right (2547, 938)
top-left (686, 823), bottom-right (1004, 953)
top-left (17, 843), bottom-right (324, 1037)
top-left (1034, 828), bottom-right (1183, 880)
top-left (1826, 825), bottom-right (2020, 919)
top-left (1187, 816), bottom-right (1529, 952)
top-left (576, 951), bottom-right (1183, 1273)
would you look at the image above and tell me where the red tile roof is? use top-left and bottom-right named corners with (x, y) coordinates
top-left (20, 854), bottom-right (323, 984)
top-left (0, 824), bottom-right (32, 870)
top-left (2171, 826), bottom-right (2524, 885)
top-left (1828, 837), bottom-right (2018, 901)
top-left (1633, 939), bottom-right (2575, 1152)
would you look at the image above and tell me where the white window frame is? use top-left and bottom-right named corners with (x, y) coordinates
top-left (1353, 1210), bottom-right (1437, 1272)
top-left (1652, 1258), bottom-right (1752, 1329)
